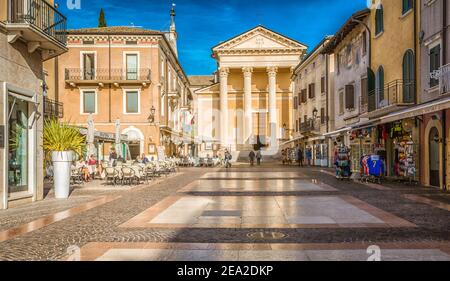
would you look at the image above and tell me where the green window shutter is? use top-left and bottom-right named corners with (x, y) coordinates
top-left (367, 68), bottom-right (376, 112)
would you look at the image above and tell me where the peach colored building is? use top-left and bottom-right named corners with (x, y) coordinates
top-left (57, 20), bottom-right (193, 160)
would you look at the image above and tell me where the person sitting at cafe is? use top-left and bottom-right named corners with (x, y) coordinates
top-left (141, 153), bottom-right (150, 164)
top-left (87, 155), bottom-right (97, 180)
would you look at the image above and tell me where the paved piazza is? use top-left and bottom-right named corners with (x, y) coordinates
top-left (0, 164), bottom-right (449, 261)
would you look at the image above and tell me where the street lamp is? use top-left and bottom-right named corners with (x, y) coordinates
top-left (312, 108), bottom-right (318, 119)
top-left (148, 106), bottom-right (156, 123)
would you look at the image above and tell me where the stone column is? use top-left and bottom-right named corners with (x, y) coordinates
top-left (242, 67), bottom-right (253, 145)
top-left (219, 67), bottom-right (229, 148)
top-left (267, 66), bottom-right (278, 148)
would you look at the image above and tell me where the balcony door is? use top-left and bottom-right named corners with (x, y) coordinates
top-left (82, 53), bottom-right (95, 80)
top-left (126, 54), bottom-right (138, 80)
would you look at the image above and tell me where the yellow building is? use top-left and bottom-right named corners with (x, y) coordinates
top-left (195, 26), bottom-right (307, 158)
top-left (367, 0), bottom-right (419, 117)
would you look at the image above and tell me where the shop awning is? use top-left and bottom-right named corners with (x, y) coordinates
top-left (379, 97), bottom-right (450, 124)
top-left (350, 118), bottom-right (381, 131)
top-left (280, 135), bottom-right (305, 147)
top-left (323, 127), bottom-right (351, 137)
top-left (309, 136), bottom-right (326, 142)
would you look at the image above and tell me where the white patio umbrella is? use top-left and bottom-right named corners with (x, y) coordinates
top-left (86, 114), bottom-right (96, 157)
top-left (114, 119), bottom-right (122, 158)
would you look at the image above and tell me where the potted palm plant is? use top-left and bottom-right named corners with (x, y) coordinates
top-left (43, 119), bottom-right (86, 199)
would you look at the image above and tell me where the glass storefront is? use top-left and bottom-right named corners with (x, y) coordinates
top-left (8, 96), bottom-right (30, 193)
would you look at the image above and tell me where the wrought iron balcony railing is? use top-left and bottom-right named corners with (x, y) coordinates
top-left (430, 63), bottom-right (450, 95)
top-left (65, 68), bottom-right (152, 83)
top-left (299, 118), bottom-right (321, 134)
top-left (7, 0), bottom-right (67, 45)
top-left (43, 97), bottom-right (63, 118)
top-left (360, 79), bottom-right (415, 114)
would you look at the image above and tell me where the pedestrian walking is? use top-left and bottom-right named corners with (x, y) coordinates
top-left (224, 150), bottom-right (232, 168)
top-left (297, 145), bottom-right (304, 167)
top-left (256, 150), bottom-right (262, 166)
top-left (249, 150), bottom-right (256, 166)
top-left (306, 146), bottom-right (312, 166)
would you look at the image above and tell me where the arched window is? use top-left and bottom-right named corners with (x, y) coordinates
top-left (402, 50), bottom-right (415, 103)
top-left (375, 5), bottom-right (384, 35)
top-left (376, 66), bottom-right (385, 106)
top-left (402, 0), bottom-right (413, 15)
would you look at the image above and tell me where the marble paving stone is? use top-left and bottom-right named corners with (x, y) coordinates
top-left (184, 179), bottom-right (328, 192)
top-left (242, 216), bottom-right (288, 224)
top-left (286, 216), bottom-right (337, 224)
top-left (238, 250), bottom-right (310, 261)
top-left (304, 249), bottom-right (450, 261)
top-left (165, 250), bottom-right (239, 261)
top-left (201, 172), bottom-right (304, 179)
top-left (96, 249), bottom-right (174, 261)
top-left (201, 210), bottom-right (242, 217)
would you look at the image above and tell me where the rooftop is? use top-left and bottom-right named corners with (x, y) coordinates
top-left (67, 26), bottom-right (163, 35)
top-left (188, 75), bottom-right (216, 86)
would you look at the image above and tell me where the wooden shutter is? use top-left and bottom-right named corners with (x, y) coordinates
top-left (321, 77), bottom-right (325, 93)
top-left (320, 108), bottom-right (325, 124)
top-left (345, 85), bottom-right (355, 110)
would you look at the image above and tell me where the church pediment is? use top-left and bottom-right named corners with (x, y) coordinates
top-left (213, 26), bottom-right (307, 52)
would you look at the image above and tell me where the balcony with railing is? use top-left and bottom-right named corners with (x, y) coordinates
top-left (43, 97), bottom-right (63, 118)
top-left (6, 0), bottom-right (67, 60)
top-left (299, 118), bottom-right (321, 135)
top-left (360, 79), bottom-right (415, 118)
top-left (65, 68), bottom-right (152, 87)
top-left (432, 63), bottom-right (450, 95)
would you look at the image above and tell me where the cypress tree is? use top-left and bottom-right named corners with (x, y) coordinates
top-left (98, 8), bottom-right (107, 28)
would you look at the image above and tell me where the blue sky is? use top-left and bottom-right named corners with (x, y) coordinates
top-left (57, 0), bottom-right (368, 75)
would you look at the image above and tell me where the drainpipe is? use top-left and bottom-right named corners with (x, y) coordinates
top-left (108, 34), bottom-right (112, 123)
top-left (441, 1), bottom-right (447, 190)
top-left (443, 110), bottom-right (447, 190)
top-left (351, 17), bottom-right (371, 69)
top-left (414, 0), bottom-right (418, 103)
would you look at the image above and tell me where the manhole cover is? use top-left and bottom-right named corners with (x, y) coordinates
top-left (247, 231), bottom-right (287, 240)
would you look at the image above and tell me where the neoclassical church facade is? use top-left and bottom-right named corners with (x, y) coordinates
top-left (195, 26), bottom-right (307, 157)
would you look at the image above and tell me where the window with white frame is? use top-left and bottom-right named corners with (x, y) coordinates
top-left (124, 90), bottom-right (140, 114)
top-left (81, 90), bottom-right (96, 114)
top-left (125, 53), bottom-right (138, 80)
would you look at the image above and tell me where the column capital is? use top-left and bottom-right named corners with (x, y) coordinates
top-left (267, 66), bottom-right (278, 77)
top-left (219, 67), bottom-right (229, 78)
top-left (242, 67), bottom-right (253, 77)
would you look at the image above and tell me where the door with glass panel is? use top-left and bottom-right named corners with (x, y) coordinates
top-left (82, 53), bottom-right (95, 80)
top-left (8, 96), bottom-right (31, 194)
top-left (126, 54), bottom-right (138, 80)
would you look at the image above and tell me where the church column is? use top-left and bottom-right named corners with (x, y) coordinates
top-left (242, 67), bottom-right (253, 145)
top-left (267, 66), bottom-right (278, 148)
top-left (219, 67), bottom-right (229, 147)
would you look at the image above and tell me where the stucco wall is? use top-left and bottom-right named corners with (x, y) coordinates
top-left (370, 0), bottom-right (416, 85)
top-left (420, 0), bottom-right (450, 102)
top-left (333, 23), bottom-right (369, 131)
top-left (0, 28), bottom-right (45, 209)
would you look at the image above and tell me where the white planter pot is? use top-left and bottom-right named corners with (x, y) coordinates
top-left (52, 151), bottom-right (73, 199)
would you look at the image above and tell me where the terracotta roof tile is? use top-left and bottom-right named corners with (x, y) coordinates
top-left (67, 26), bottom-right (163, 35)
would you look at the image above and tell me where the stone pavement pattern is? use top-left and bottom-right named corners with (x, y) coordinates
top-left (0, 164), bottom-right (449, 261)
